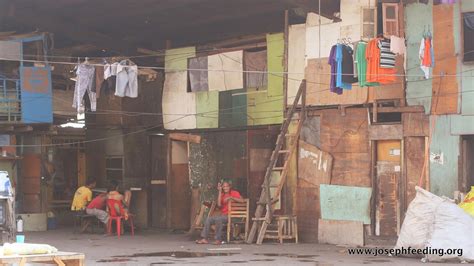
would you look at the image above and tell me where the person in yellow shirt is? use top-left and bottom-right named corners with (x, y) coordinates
top-left (71, 180), bottom-right (96, 211)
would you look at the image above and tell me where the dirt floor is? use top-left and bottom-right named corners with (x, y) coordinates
top-left (24, 228), bottom-right (463, 266)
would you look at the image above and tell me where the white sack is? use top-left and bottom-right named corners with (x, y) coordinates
top-left (395, 186), bottom-right (443, 252)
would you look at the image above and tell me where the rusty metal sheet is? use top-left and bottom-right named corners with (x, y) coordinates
top-left (244, 50), bottom-right (267, 89)
top-left (405, 137), bottom-right (426, 206)
top-left (189, 56), bottom-right (209, 92)
top-left (295, 187), bottom-right (319, 242)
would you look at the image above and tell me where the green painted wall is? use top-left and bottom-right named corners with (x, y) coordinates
top-left (247, 88), bottom-right (284, 126)
top-left (451, 115), bottom-right (474, 135)
top-left (429, 115), bottom-right (459, 197)
top-left (405, 1), bottom-right (433, 113)
top-left (267, 33), bottom-right (284, 97)
top-left (164, 46), bottom-right (196, 72)
top-left (219, 89), bottom-right (247, 128)
top-left (196, 91), bottom-right (219, 128)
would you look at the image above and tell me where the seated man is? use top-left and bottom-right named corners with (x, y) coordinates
top-left (71, 179), bottom-right (96, 211)
top-left (196, 180), bottom-right (244, 244)
top-left (84, 193), bottom-right (109, 233)
top-left (107, 180), bottom-right (130, 220)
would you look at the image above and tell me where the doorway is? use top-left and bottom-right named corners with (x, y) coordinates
top-left (461, 135), bottom-right (474, 192)
top-left (375, 140), bottom-right (401, 237)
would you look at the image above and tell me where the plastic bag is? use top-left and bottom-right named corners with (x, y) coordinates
top-left (2, 243), bottom-right (58, 255)
top-left (395, 186), bottom-right (443, 253)
top-left (459, 186), bottom-right (474, 217)
top-left (425, 200), bottom-right (474, 262)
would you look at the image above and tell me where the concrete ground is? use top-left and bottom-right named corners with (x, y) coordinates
top-left (23, 228), bottom-right (464, 266)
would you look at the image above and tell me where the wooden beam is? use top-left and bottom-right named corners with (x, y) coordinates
top-left (169, 133), bottom-right (201, 144)
top-left (13, 125), bottom-right (33, 132)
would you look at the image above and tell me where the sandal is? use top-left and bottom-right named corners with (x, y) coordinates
top-left (212, 240), bottom-right (222, 245)
top-left (195, 239), bottom-right (209, 244)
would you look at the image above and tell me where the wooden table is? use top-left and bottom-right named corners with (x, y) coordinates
top-left (0, 252), bottom-right (84, 266)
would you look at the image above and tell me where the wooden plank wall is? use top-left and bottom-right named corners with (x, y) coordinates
top-left (150, 136), bottom-right (168, 228)
top-left (317, 108), bottom-right (371, 187)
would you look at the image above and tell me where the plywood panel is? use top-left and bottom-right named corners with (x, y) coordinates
top-left (319, 108), bottom-right (370, 187)
top-left (165, 46), bottom-right (196, 72)
top-left (162, 71), bottom-right (197, 129)
top-left (170, 163), bottom-right (191, 230)
top-left (267, 33), bottom-right (284, 97)
top-left (369, 124), bottom-right (403, 140)
top-left (171, 141), bottom-right (188, 164)
top-left (305, 23), bottom-right (340, 62)
top-left (295, 187), bottom-right (319, 242)
top-left (298, 140), bottom-right (333, 186)
top-left (377, 140), bottom-right (401, 162)
top-left (196, 91), bottom-right (218, 128)
top-left (208, 50), bottom-right (243, 91)
top-left (402, 113), bottom-right (429, 137)
top-left (247, 88), bottom-right (283, 126)
top-left (288, 24), bottom-right (306, 104)
top-left (431, 4), bottom-right (458, 115)
top-left (305, 59), bottom-right (368, 106)
top-left (319, 184), bottom-right (372, 224)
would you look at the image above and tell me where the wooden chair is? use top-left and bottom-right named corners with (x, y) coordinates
top-left (227, 199), bottom-right (249, 243)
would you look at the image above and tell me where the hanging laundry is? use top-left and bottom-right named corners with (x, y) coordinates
top-left (419, 37), bottom-right (435, 79)
top-left (341, 45), bottom-right (358, 84)
top-left (355, 41), bottom-right (379, 87)
top-left (101, 62), bottom-right (119, 95)
top-left (378, 38), bottom-right (396, 68)
top-left (434, 0), bottom-right (456, 4)
top-left (115, 59), bottom-right (138, 98)
top-left (328, 45), bottom-right (343, 95)
top-left (335, 44), bottom-right (352, 90)
top-left (72, 63), bottom-right (97, 112)
top-left (366, 38), bottom-right (396, 84)
top-left (389, 36), bottom-right (406, 55)
top-left (353, 42), bottom-right (359, 78)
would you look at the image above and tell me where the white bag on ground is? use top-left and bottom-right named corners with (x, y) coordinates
top-left (395, 186), bottom-right (443, 252)
top-left (2, 243), bottom-right (58, 255)
top-left (425, 200), bottom-right (474, 262)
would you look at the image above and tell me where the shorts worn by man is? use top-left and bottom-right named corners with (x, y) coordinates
top-left (86, 193), bottom-right (109, 225)
top-left (196, 181), bottom-right (244, 245)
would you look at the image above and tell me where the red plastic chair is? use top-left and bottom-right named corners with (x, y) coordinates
top-left (106, 199), bottom-right (134, 238)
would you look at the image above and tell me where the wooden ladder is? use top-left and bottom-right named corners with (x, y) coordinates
top-left (246, 80), bottom-right (306, 244)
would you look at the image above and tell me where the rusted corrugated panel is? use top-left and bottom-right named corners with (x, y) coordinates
top-left (295, 187), bottom-right (319, 242)
top-left (431, 4), bottom-right (458, 115)
top-left (402, 113), bottom-right (429, 137)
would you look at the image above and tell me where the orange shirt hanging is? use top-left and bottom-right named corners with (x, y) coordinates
top-left (365, 38), bottom-right (396, 84)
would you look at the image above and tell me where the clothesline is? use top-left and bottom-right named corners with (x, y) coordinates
top-left (0, 56), bottom-right (471, 78)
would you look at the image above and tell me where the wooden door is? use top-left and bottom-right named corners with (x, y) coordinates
top-left (169, 140), bottom-right (191, 230)
top-left (21, 154), bottom-right (42, 213)
top-left (375, 140), bottom-right (401, 237)
top-left (150, 136), bottom-right (168, 228)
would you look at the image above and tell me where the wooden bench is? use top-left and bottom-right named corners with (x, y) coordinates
top-left (0, 251), bottom-right (85, 266)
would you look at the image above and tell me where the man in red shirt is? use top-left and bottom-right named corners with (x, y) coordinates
top-left (196, 181), bottom-right (244, 244)
top-left (84, 193), bottom-right (109, 232)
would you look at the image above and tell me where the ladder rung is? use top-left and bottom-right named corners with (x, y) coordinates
top-left (272, 167), bottom-right (284, 171)
top-left (278, 150), bottom-right (290, 153)
top-left (285, 134), bottom-right (296, 137)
